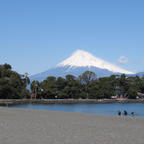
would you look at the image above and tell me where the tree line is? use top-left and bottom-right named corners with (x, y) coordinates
top-left (0, 64), bottom-right (30, 99)
top-left (1, 63), bottom-right (144, 99)
top-left (31, 72), bottom-right (144, 99)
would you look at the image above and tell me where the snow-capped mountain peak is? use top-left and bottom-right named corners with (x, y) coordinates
top-left (57, 49), bottom-right (134, 74)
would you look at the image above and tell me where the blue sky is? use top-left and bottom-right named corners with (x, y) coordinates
top-left (0, 0), bottom-right (144, 75)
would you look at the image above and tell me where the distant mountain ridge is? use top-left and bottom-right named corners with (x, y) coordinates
top-left (30, 66), bottom-right (122, 82)
top-left (30, 50), bottom-right (135, 82)
top-left (132, 72), bottom-right (144, 77)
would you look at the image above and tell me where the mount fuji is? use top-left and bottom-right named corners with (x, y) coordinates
top-left (30, 50), bottom-right (134, 82)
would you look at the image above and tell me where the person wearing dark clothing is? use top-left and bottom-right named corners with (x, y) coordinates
top-left (124, 110), bottom-right (128, 116)
top-left (118, 110), bottom-right (121, 116)
top-left (131, 112), bottom-right (135, 117)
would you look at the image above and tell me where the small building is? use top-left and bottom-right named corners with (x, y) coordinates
top-left (111, 95), bottom-right (118, 99)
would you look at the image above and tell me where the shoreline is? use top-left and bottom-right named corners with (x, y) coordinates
top-left (0, 99), bottom-right (144, 106)
top-left (0, 107), bottom-right (144, 144)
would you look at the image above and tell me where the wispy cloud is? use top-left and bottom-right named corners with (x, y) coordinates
top-left (118, 56), bottom-right (128, 64)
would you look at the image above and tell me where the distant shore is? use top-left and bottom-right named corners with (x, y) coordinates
top-left (0, 99), bottom-right (144, 106)
top-left (0, 107), bottom-right (144, 144)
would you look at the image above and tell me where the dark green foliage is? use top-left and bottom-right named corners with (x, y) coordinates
top-left (33, 72), bottom-right (143, 99)
top-left (0, 64), bottom-right (30, 99)
top-left (127, 86), bottom-right (137, 99)
top-left (65, 75), bottom-right (76, 81)
top-left (0, 63), bottom-right (143, 99)
top-left (79, 71), bottom-right (96, 84)
top-left (3, 63), bottom-right (12, 70)
top-left (40, 77), bottom-right (57, 99)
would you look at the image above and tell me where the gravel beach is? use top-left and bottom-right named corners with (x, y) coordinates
top-left (0, 107), bottom-right (144, 144)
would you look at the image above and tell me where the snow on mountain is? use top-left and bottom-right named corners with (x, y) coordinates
top-left (57, 50), bottom-right (134, 74)
top-left (30, 50), bottom-right (134, 82)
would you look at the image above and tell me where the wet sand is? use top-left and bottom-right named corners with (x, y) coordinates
top-left (0, 107), bottom-right (144, 144)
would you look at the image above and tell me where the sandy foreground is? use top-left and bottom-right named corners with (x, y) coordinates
top-left (0, 107), bottom-right (144, 144)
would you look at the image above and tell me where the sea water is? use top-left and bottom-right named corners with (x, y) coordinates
top-left (9, 103), bottom-right (144, 117)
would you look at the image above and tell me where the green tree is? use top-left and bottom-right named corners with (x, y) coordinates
top-left (3, 63), bottom-right (12, 70)
top-left (79, 71), bottom-right (96, 85)
top-left (0, 64), bottom-right (30, 99)
top-left (65, 75), bottom-right (76, 81)
top-left (40, 76), bottom-right (57, 99)
top-left (22, 73), bottom-right (30, 88)
top-left (78, 71), bottom-right (97, 98)
top-left (56, 77), bottom-right (67, 98)
top-left (127, 85), bottom-right (137, 99)
top-left (31, 80), bottom-right (40, 99)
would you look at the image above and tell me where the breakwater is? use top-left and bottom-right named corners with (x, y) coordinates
top-left (0, 99), bottom-right (144, 106)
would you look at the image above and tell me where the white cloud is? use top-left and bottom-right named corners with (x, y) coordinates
top-left (118, 56), bottom-right (128, 64)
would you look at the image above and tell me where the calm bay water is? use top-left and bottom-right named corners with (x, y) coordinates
top-left (9, 103), bottom-right (144, 117)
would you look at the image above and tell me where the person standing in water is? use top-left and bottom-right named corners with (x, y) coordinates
top-left (131, 112), bottom-right (135, 117)
top-left (118, 110), bottom-right (121, 116)
top-left (124, 110), bottom-right (128, 116)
